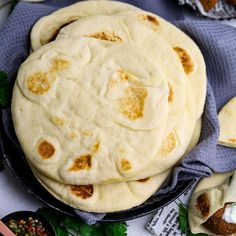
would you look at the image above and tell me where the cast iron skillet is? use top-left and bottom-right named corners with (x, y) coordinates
top-left (0, 110), bottom-right (193, 222)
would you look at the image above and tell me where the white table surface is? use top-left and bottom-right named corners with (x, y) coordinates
top-left (0, 2), bottom-right (236, 236)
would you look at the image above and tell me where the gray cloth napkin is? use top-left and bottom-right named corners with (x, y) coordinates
top-left (1, 0), bottom-right (236, 224)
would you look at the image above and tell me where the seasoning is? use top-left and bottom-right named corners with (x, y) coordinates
top-left (6, 217), bottom-right (52, 236)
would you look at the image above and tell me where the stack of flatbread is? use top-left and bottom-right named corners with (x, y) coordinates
top-left (11, 1), bottom-right (206, 212)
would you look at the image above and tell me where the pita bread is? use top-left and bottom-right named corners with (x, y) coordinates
top-left (30, 0), bottom-right (137, 51)
top-left (11, 3), bottom-right (205, 216)
top-left (116, 9), bottom-right (206, 120)
top-left (31, 165), bottom-right (171, 213)
top-left (31, 1), bottom-right (206, 121)
top-left (186, 119), bottom-right (202, 154)
top-left (56, 14), bottom-right (187, 139)
top-left (188, 171), bottom-right (236, 235)
top-left (218, 96), bottom-right (236, 148)
top-left (12, 37), bottom-right (173, 184)
top-left (123, 80), bottom-right (197, 179)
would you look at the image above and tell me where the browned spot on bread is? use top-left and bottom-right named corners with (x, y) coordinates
top-left (200, 0), bottom-right (218, 11)
top-left (50, 117), bottom-right (65, 126)
top-left (195, 193), bottom-right (210, 218)
top-left (38, 140), bottom-right (55, 159)
top-left (160, 132), bottom-right (177, 156)
top-left (168, 82), bottom-right (174, 103)
top-left (120, 70), bottom-right (132, 82)
top-left (137, 177), bottom-right (150, 183)
top-left (87, 31), bottom-right (123, 42)
top-left (204, 202), bottom-right (236, 235)
top-left (46, 19), bottom-right (78, 44)
top-left (109, 79), bottom-right (118, 87)
top-left (82, 130), bottom-right (93, 137)
top-left (50, 58), bottom-right (69, 73)
top-left (119, 70), bottom-right (143, 86)
top-left (174, 47), bottom-right (194, 75)
top-left (70, 185), bottom-right (93, 199)
top-left (228, 138), bottom-right (236, 143)
top-left (139, 14), bottom-right (159, 30)
top-left (27, 71), bottom-right (52, 94)
top-left (68, 132), bottom-right (77, 140)
top-left (27, 59), bottom-right (68, 95)
top-left (69, 155), bottom-right (92, 171)
top-left (121, 159), bottom-right (131, 171)
top-left (146, 15), bottom-right (159, 25)
top-left (91, 141), bottom-right (100, 154)
top-left (119, 86), bottom-right (147, 120)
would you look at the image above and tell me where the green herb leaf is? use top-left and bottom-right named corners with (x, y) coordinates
top-left (63, 216), bottom-right (81, 233)
top-left (63, 215), bottom-right (98, 236)
top-left (37, 207), bottom-right (128, 236)
top-left (103, 222), bottom-right (128, 236)
top-left (179, 203), bottom-right (189, 233)
top-left (178, 204), bottom-right (208, 236)
top-left (37, 208), bottom-right (69, 236)
top-left (0, 71), bottom-right (10, 108)
top-left (78, 223), bottom-right (96, 236)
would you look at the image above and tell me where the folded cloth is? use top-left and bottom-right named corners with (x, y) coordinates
top-left (1, 0), bottom-right (236, 224)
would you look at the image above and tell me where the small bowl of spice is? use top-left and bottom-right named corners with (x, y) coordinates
top-left (1, 211), bottom-right (55, 236)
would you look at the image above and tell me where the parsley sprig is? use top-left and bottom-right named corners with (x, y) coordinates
top-left (0, 71), bottom-right (10, 108)
top-left (178, 204), bottom-right (207, 236)
top-left (37, 207), bottom-right (128, 236)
